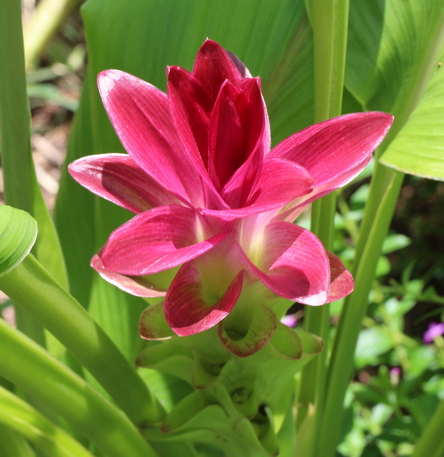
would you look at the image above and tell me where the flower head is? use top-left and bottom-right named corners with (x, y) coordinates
top-left (69, 39), bottom-right (393, 353)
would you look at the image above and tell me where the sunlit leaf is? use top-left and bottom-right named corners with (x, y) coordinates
top-left (345, 0), bottom-right (444, 178)
top-left (380, 50), bottom-right (444, 179)
top-left (346, 0), bottom-right (444, 113)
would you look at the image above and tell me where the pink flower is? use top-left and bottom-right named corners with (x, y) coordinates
top-left (423, 322), bottom-right (444, 344)
top-left (69, 40), bottom-right (393, 347)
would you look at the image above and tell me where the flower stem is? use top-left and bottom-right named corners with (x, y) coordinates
top-left (0, 0), bottom-right (69, 350)
top-left (316, 6), bottom-right (444, 453)
top-left (0, 0), bottom-right (68, 290)
top-left (411, 398), bottom-right (444, 457)
top-left (296, 0), bottom-right (349, 447)
top-left (23, 0), bottom-right (83, 70)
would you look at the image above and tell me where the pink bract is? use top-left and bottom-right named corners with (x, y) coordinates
top-left (69, 39), bottom-right (393, 352)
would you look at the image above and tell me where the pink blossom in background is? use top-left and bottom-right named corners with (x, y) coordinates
top-left (69, 39), bottom-right (393, 345)
top-left (423, 322), bottom-right (444, 344)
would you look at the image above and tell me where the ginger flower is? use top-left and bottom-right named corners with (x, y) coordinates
top-left (69, 40), bottom-right (393, 351)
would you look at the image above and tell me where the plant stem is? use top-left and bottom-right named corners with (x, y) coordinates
top-left (0, 0), bottom-right (68, 290)
top-left (23, 0), bottom-right (83, 70)
top-left (0, 424), bottom-right (35, 457)
top-left (0, 386), bottom-right (94, 457)
top-left (296, 0), bottom-right (349, 447)
top-left (411, 398), bottom-right (444, 457)
top-left (317, 7), bottom-right (444, 455)
top-left (0, 319), bottom-right (159, 457)
top-left (0, 254), bottom-right (163, 426)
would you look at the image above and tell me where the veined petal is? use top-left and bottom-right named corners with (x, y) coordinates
top-left (219, 79), bottom-right (271, 208)
top-left (167, 66), bottom-right (213, 169)
top-left (246, 157), bottom-right (314, 208)
top-left (208, 81), bottom-right (246, 191)
top-left (97, 70), bottom-right (205, 206)
top-left (167, 67), bottom-right (227, 210)
top-left (270, 112), bottom-right (394, 190)
top-left (192, 39), bottom-right (244, 102)
top-left (199, 159), bottom-right (314, 222)
top-left (325, 252), bottom-right (354, 302)
top-left (91, 253), bottom-right (167, 297)
top-left (100, 205), bottom-right (229, 275)
top-left (165, 261), bottom-right (244, 336)
top-left (68, 153), bottom-right (180, 213)
top-left (249, 221), bottom-right (331, 305)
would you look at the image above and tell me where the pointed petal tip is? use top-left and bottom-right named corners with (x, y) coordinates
top-left (97, 69), bottom-right (121, 97)
top-left (365, 111), bottom-right (395, 134)
top-left (199, 38), bottom-right (223, 52)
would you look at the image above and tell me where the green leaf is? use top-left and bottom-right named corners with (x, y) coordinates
top-left (0, 254), bottom-right (162, 426)
top-left (54, 79), bottom-right (96, 306)
top-left (0, 319), bottom-right (159, 457)
top-left (0, 424), bottom-right (35, 457)
top-left (381, 233), bottom-right (411, 254)
top-left (355, 328), bottom-right (394, 369)
top-left (346, 0), bottom-right (444, 178)
top-left (0, 386), bottom-right (94, 457)
top-left (380, 49), bottom-right (444, 179)
top-left (0, 206), bottom-right (37, 278)
top-left (346, 0), bottom-right (444, 114)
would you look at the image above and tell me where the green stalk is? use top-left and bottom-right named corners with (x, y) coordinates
top-left (0, 0), bottom-right (68, 290)
top-left (296, 0), bottom-right (349, 442)
top-left (317, 8), bottom-right (444, 457)
top-left (0, 386), bottom-right (94, 457)
top-left (0, 0), bottom-right (67, 346)
top-left (0, 424), bottom-right (35, 457)
top-left (411, 398), bottom-right (444, 457)
top-left (0, 319), bottom-right (158, 457)
top-left (317, 166), bottom-right (403, 457)
top-left (23, 0), bottom-right (83, 70)
top-left (0, 254), bottom-right (163, 426)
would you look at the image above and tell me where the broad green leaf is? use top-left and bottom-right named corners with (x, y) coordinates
top-left (80, 0), bottom-right (315, 143)
top-left (345, 0), bottom-right (444, 178)
top-left (380, 49), bottom-right (444, 179)
top-left (0, 206), bottom-right (37, 278)
top-left (54, 78), bottom-right (96, 306)
top-left (346, 0), bottom-right (444, 114)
